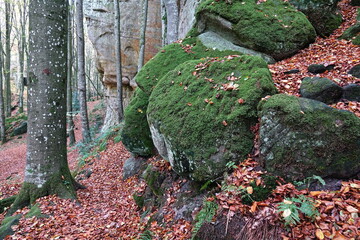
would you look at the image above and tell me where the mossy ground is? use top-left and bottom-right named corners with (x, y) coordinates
top-left (148, 55), bottom-right (277, 181)
top-left (196, 0), bottom-right (316, 60)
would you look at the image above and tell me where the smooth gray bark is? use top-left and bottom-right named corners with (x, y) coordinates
top-left (8, 0), bottom-right (79, 214)
top-left (76, 0), bottom-right (91, 143)
top-left (67, 0), bottom-right (76, 146)
top-left (114, 0), bottom-right (123, 122)
top-left (137, 0), bottom-right (148, 71)
top-left (0, 27), bottom-right (6, 143)
top-left (5, 1), bottom-right (12, 117)
top-left (163, 0), bottom-right (179, 44)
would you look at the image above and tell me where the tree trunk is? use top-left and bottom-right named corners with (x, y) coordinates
top-left (76, 0), bottom-right (91, 143)
top-left (0, 28), bottom-right (6, 143)
top-left (9, 0), bottom-right (79, 215)
top-left (114, 0), bottom-right (124, 122)
top-left (161, 0), bottom-right (167, 46)
top-left (18, 0), bottom-right (28, 114)
top-left (5, 1), bottom-right (12, 117)
top-left (67, 0), bottom-right (76, 146)
top-left (138, 0), bottom-right (148, 71)
top-left (163, 0), bottom-right (179, 44)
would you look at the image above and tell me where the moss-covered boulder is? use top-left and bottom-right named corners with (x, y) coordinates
top-left (289, 0), bottom-right (342, 37)
top-left (121, 88), bottom-right (155, 157)
top-left (196, 0), bottom-right (316, 61)
top-left (299, 77), bottom-right (343, 104)
top-left (123, 37), bottom-right (240, 157)
top-left (147, 55), bottom-right (277, 181)
top-left (259, 94), bottom-right (360, 181)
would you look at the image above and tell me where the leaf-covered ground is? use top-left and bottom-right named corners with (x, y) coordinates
top-left (1, 0), bottom-right (359, 239)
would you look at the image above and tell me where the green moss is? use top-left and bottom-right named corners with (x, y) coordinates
top-left (136, 37), bottom-right (241, 96)
top-left (353, 34), bottom-right (360, 45)
top-left (197, 0), bottom-right (316, 60)
top-left (148, 55), bottom-right (277, 181)
top-left (122, 88), bottom-right (155, 157)
top-left (0, 195), bottom-right (17, 214)
top-left (143, 166), bottom-right (164, 196)
top-left (25, 204), bottom-right (48, 218)
top-left (241, 175), bottom-right (278, 205)
top-left (0, 215), bottom-right (22, 239)
top-left (132, 193), bottom-right (145, 208)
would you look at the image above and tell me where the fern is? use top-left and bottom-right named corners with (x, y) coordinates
top-left (138, 230), bottom-right (153, 240)
top-left (294, 175), bottom-right (325, 189)
top-left (191, 199), bottom-right (218, 239)
top-left (277, 195), bottom-right (319, 226)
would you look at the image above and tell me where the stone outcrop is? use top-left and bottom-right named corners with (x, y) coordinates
top-left (84, 0), bottom-right (162, 131)
top-left (259, 94), bottom-right (360, 181)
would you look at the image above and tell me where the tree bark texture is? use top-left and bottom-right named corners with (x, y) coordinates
top-left (76, 0), bottom-right (92, 143)
top-left (114, 0), bottom-right (124, 122)
top-left (67, 0), bottom-right (76, 146)
top-left (163, 0), bottom-right (179, 44)
top-left (0, 28), bottom-right (6, 143)
top-left (9, 0), bottom-right (78, 214)
top-left (137, 0), bottom-right (148, 71)
top-left (5, 1), bottom-right (12, 117)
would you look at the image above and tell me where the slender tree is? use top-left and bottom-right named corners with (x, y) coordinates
top-left (5, 0), bottom-right (12, 117)
top-left (75, 0), bottom-right (91, 143)
top-left (0, 27), bottom-right (6, 143)
top-left (114, 0), bottom-right (123, 121)
top-left (67, 0), bottom-right (76, 145)
top-left (9, 0), bottom-right (81, 214)
top-left (17, 0), bottom-right (28, 113)
top-left (137, 0), bottom-right (148, 71)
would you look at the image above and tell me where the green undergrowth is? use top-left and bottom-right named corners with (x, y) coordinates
top-left (5, 113), bottom-right (27, 132)
top-left (192, 199), bottom-right (218, 239)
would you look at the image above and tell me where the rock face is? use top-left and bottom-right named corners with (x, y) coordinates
top-left (343, 84), bottom-right (360, 102)
top-left (84, 0), bottom-right (162, 131)
top-left (259, 94), bottom-right (360, 181)
top-left (299, 77), bottom-right (343, 104)
top-left (196, 0), bottom-right (316, 61)
top-left (147, 56), bottom-right (277, 181)
top-left (289, 0), bottom-right (342, 37)
top-left (348, 64), bottom-right (360, 78)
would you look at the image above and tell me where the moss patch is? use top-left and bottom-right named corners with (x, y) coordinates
top-left (122, 88), bottom-right (155, 157)
top-left (147, 55), bottom-right (277, 181)
top-left (0, 215), bottom-right (22, 239)
top-left (0, 195), bottom-right (17, 214)
top-left (196, 0), bottom-right (316, 60)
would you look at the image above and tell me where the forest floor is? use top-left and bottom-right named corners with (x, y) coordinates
top-left (1, 0), bottom-right (359, 239)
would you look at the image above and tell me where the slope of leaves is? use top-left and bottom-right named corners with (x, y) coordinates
top-left (269, 0), bottom-right (360, 117)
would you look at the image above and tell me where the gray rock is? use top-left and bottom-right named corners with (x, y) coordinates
top-left (300, 77), bottom-right (343, 104)
top-left (289, 0), bottom-right (342, 37)
top-left (198, 31), bottom-right (275, 64)
top-left (308, 64), bottom-right (327, 74)
top-left (259, 94), bottom-right (360, 181)
top-left (343, 84), bottom-right (360, 101)
top-left (123, 156), bottom-right (147, 179)
top-left (348, 64), bottom-right (360, 78)
top-left (12, 121), bottom-right (27, 136)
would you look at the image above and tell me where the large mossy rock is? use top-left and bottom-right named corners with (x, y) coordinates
top-left (123, 38), bottom-right (240, 157)
top-left (121, 88), bottom-right (155, 157)
top-left (289, 0), bottom-right (342, 37)
top-left (147, 55), bottom-right (277, 182)
top-left (299, 77), bottom-right (343, 104)
top-left (196, 0), bottom-right (316, 61)
top-left (259, 94), bottom-right (360, 181)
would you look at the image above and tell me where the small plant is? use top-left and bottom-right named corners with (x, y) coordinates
top-left (138, 230), bottom-right (153, 240)
top-left (277, 195), bottom-right (319, 226)
top-left (191, 199), bottom-right (218, 239)
top-left (294, 175), bottom-right (325, 189)
top-left (225, 161), bottom-right (238, 169)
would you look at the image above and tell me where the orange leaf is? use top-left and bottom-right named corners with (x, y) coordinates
top-left (315, 229), bottom-right (324, 240)
top-left (250, 201), bottom-right (257, 213)
top-left (247, 186), bottom-right (253, 194)
top-left (222, 120), bottom-right (228, 126)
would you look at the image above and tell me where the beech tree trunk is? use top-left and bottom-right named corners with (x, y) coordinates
top-left (76, 0), bottom-right (91, 143)
top-left (5, 1), bottom-right (12, 117)
top-left (9, 0), bottom-right (79, 214)
top-left (0, 28), bottom-right (6, 143)
top-left (114, 0), bottom-right (124, 122)
top-left (138, 0), bottom-right (148, 71)
top-left (163, 0), bottom-right (179, 44)
top-left (67, 0), bottom-right (76, 146)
